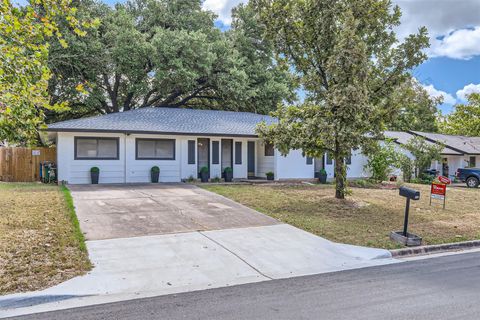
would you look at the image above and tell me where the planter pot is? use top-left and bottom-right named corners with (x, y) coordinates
top-left (200, 171), bottom-right (209, 183)
top-left (318, 173), bottom-right (327, 184)
top-left (91, 172), bottom-right (99, 184)
top-left (224, 171), bottom-right (233, 182)
top-left (151, 171), bottom-right (159, 183)
top-left (266, 174), bottom-right (274, 181)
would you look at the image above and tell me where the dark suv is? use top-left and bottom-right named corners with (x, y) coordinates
top-left (456, 168), bottom-right (480, 188)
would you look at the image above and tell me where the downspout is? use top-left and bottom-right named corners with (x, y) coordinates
top-left (124, 132), bottom-right (127, 183)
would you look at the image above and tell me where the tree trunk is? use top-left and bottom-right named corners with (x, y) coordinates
top-left (334, 155), bottom-right (347, 199)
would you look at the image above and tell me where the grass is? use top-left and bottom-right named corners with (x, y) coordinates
top-left (0, 183), bottom-right (91, 295)
top-left (203, 183), bottom-right (480, 249)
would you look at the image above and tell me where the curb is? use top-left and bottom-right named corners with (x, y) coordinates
top-left (390, 240), bottom-right (480, 257)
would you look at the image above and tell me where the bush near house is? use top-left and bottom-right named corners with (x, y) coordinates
top-left (0, 183), bottom-right (91, 294)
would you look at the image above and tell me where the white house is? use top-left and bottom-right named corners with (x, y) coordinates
top-left (47, 107), bottom-right (370, 184)
top-left (46, 108), bottom-right (480, 185)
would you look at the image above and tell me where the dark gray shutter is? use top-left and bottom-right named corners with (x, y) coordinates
top-left (306, 156), bottom-right (313, 165)
top-left (212, 141), bottom-right (219, 164)
top-left (188, 140), bottom-right (195, 164)
top-left (235, 141), bottom-right (242, 164)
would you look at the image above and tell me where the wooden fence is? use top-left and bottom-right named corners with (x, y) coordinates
top-left (0, 147), bottom-right (57, 182)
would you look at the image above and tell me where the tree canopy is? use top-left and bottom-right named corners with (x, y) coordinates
top-left (439, 93), bottom-right (480, 137)
top-left (47, 0), bottom-right (296, 121)
top-left (0, 0), bottom-right (95, 145)
top-left (254, 0), bottom-right (429, 198)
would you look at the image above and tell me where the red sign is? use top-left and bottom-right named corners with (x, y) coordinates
top-left (438, 176), bottom-right (451, 185)
top-left (431, 182), bottom-right (446, 196)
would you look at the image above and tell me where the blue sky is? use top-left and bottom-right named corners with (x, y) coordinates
top-left (34, 0), bottom-right (480, 113)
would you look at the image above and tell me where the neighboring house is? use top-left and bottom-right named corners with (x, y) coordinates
top-left (49, 107), bottom-right (368, 184)
top-left (384, 131), bottom-right (480, 179)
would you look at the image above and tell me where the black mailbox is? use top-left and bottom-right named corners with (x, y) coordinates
top-left (399, 186), bottom-right (420, 200)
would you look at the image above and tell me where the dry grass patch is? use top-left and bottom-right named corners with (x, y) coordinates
top-left (0, 183), bottom-right (91, 295)
top-left (203, 183), bottom-right (480, 249)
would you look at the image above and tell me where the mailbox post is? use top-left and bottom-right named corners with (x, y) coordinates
top-left (390, 187), bottom-right (422, 246)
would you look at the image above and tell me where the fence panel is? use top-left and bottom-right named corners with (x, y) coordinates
top-left (0, 147), bottom-right (56, 182)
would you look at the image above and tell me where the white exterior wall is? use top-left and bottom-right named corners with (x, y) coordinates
top-left (324, 149), bottom-right (370, 180)
top-left (57, 132), bottom-right (126, 184)
top-left (275, 149), bottom-right (315, 180)
top-left (256, 141), bottom-right (274, 178)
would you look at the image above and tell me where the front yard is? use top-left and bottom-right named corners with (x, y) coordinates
top-left (203, 183), bottom-right (480, 249)
top-left (0, 183), bottom-right (91, 295)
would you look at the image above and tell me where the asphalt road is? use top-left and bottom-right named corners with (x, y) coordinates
top-left (8, 251), bottom-right (480, 320)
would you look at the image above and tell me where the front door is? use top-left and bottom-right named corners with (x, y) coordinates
top-left (247, 141), bottom-right (255, 178)
top-left (197, 138), bottom-right (210, 178)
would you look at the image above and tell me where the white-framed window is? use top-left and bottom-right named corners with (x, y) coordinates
top-left (75, 137), bottom-right (119, 160)
top-left (136, 138), bottom-right (175, 160)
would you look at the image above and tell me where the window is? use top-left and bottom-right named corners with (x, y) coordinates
top-left (326, 153), bottom-right (333, 165)
top-left (345, 153), bottom-right (352, 165)
top-left (188, 140), bottom-right (195, 164)
top-left (212, 141), bottom-right (220, 164)
top-left (306, 156), bottom-right (313, 165)
top-left (470, 156), bottom-right (477, 168)
top-left (264, 142), bottom-right (274, 156)
top-left (235, 141), bottom-right (242, 164)
top-left (75, 137), bottom-right (119, 160)
top-left (136, 139), bottom-right (175, 160)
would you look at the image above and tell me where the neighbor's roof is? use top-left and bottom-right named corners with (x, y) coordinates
top-left (383, 131), bottom-right (479, 155)
top-left (47, 107), bottom-right (276, 137)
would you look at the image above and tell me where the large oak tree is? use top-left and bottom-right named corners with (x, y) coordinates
top-left (47, 0), bottom-right (296, 121)
top-left (254, 0), bottom-right (429, 198)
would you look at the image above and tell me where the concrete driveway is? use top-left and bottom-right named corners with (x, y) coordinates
top-left (0, 184), bottom-right (398, 318)
top-left (69, 184), bottom-right (278, 240)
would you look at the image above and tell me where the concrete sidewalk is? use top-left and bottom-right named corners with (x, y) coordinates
top-left (0, 224), bottom-right (397, 318)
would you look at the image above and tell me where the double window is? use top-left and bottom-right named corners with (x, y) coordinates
top-left (75, 137), bottom-right (119, 160)
top-left (136, 138), bottom-right (175, 160)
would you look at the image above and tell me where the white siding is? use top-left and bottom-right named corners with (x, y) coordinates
top-left (256, 141), bottom-right (274, 178)
top-left (57, 132), bottom-right (126, 184)
top-left (275, 149), bottom-right (314, 180)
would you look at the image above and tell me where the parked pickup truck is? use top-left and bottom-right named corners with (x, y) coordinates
top-left (456, 168), bottom-right (480, 188)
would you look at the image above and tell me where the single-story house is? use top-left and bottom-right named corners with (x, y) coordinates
top-left (46, 108), bottom-right (479, 184)
top-left (46, 107), bottom-right (371, 184)
top-left (384, 131), bottom-right (480, 179)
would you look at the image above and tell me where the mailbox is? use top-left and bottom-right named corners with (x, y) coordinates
top-left (399, 186), bottom-right (420, 200)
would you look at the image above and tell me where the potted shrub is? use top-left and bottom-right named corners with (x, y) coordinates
top-left (199, 166), bottom-right (209, 183)
top-left (151, 166), bottom-right (160, 183)
top-left (266, 171), bottom-right (274, 181)
top-left (318, 169), bottom-right (327, 184)
top-left (224, 167), bottom-right (233, 182)
top-left (90, 167), bottom-right (99, 184)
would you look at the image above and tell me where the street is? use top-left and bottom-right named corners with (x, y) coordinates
top-left (7, 251), bottom-right (480, 320)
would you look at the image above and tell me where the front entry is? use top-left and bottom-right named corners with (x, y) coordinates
top-left (247, 141), bottom-right (255, 178)
top-left (197, 138), bottom-right (210, 178)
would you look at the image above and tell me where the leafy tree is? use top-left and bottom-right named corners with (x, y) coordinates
top-left (387, 78), bottom-right (440, 132)
top-left (404, 136), bottom-right (443, 178)
top-left (254, 0), bottom-right (429, 198)
top-left (0, 0), bottom-right (95, 145)
top-left (396, 153), bottom-right (414, 182)
top-left (439, 93), bottom-right (480, 136)
top-left (46, 0), bottom-right (295, 120)
top-left (364, 140), bottom-right (398, 182)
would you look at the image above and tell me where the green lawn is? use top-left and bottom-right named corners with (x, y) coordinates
top-left (203, 183), bottom-right (480, 249)
top-left (0, 183), bottom-right (91, 294)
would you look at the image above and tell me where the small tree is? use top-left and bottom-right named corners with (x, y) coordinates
top-left (364, 140), bottom-right (398, 182)
top-left (404, 136), bottom-right (443, 178)
top-left (397, 154), bottom-right (414, 182)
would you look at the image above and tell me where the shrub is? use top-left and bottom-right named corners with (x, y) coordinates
top-left (90, 167), bottom-right (99, 173)
top-left (211, 176), bottom-right (221, 183)
top-left (397, 154), bottom-right (413, 182)
top-left (186, 175), bottom-right (196, 182)
top-left (224, 167), bottom-right (233, 173)
top-left (318, 168), bottom-right (327, 175)
top-left (200, 166), bottom-right (209, 174)
top-left (266, 171), bottom-right (274, 177)
top-left (364, 140), bottom-right (398, 182)
top-left (151, 166), bottom-right (160, 173)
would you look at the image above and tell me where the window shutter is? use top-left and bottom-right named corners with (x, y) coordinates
top-left (188, 140), bottom-right (195, 164)
top-left (306, 156), bottom-right (313, 165)
top-left (212, 141), bottom-right (220, 164)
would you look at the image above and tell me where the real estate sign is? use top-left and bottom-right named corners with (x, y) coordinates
top-left (430, 179), bottom-right (448, 209)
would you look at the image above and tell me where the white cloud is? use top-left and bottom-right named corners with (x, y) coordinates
top-left (422, 84), bottom-right (456, 105)
top-left (202, 0), bottom-right (246, 25)
top-left (394, 0), bottom-right (480, 59)
top-left (456, 83), bottom-right (480, 101)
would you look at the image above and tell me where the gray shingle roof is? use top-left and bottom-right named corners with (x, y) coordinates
top-left (47, 107), bottom-right (276, 137)
top-left (383, 131), bottom-right (463, 155)
top-left (411, 131), bottom-right (480, 155)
